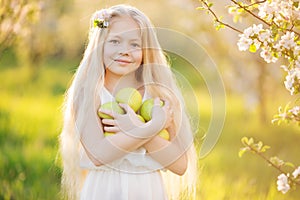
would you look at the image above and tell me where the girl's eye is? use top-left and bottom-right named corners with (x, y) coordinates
top-left (109, 40), bottom-right (120, 45)
top-left (131, 43), bottom-right (141, 48)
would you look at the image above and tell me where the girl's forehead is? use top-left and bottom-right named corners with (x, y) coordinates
top-left (108, 16), bottom-right (141, 38)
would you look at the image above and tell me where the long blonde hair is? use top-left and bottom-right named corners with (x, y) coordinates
top-left (60, 4), bottom-right (198, 200)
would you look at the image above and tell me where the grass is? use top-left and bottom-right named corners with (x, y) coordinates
top-left (0, 57), bottom-right (300, 199)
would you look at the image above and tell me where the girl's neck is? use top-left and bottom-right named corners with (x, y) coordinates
top-left (104, 71), bottom-right (142, 95)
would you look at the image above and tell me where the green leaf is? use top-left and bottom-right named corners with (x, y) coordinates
top-left (237, 8), bottom-right (244, 13)
top-left (215, 24), bottom-right (225, 30)
top-left (233, 15), bottom-right (241, 23)
top-left (249, 43), bottom-right (257, 53)
top-left (214, 20), bottom-right (225, 31)
top-left (248, 137), bottom-right (254, 145)
top-left (239, 147), bottom-right (250, 157)
top-left (208, 2), bottom-right (213, 8)
top-left (285, 162), bottom-right (295, 168)
top-left (241, 137), bottom-right (249, 145)
top-left (261, 145), bottom-right (270, 152)
top-left (196, 6), bottom-right (205, 10)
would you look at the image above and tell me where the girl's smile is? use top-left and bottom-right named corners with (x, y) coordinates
top-left (114, 57), bottom-right (133, 65)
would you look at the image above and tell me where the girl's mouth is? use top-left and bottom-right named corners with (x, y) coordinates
top-left (114, 59), bottom-right (132, 65)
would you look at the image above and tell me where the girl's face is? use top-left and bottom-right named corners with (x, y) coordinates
top-left (103, 16), bottom-right (142, 77)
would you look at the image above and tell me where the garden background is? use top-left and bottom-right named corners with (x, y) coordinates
top-left (1, 0), bottom-right (299, 199)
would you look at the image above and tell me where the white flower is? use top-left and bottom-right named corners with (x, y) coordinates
top-left (260, 47), bottom-right (278, 63)
top-left (289, 106), bottom-right (300, 116)
top-left (277, 173), bottom-right (290, 194)
top-left (258, 2), bottom-right (275, 22)
top-left (237, 35), bottom-right (253, 51)
top-left (284, 68), bottom-right (300, 95)
top-left (277, 1), bottom-right (293, 21)
top-left (252, 24), bottom-right (263, 35)
top-left (284, 73), bottom-right (295, 95)
top-left (295, 45), bottom-right (300, 55)
top-left (258, 29), bottom-right (272, 43)
top-left (292, 166), bottom-right (300, 178)
top-left (253, 39), bottom-right (261, 50)
top-left (243, 24), bottom-right (263, 38)
top-left (279, 32), bottom-right (296, 50)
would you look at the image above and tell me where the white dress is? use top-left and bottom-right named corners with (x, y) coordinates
top-left (80, 87), bottom-right (168, 200)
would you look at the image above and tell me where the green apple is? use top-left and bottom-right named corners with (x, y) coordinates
top-left (137, 114), bottom-right (145, 123)
top-left (158, 129), bottom-right (170, 141)
top-left (140, 98), bottom-right (163, 121)
top-left (104, 132), bottom-right (115, 137)
top-left (98, 101), bottom-right (125, 119)
top-left (115, 87), bottom-right (142, 112)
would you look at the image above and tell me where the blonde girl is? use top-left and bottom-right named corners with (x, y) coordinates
top-left (60, 4), bottom-right (197, 200)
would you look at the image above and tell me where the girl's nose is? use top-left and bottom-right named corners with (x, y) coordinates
top-left (118, 43), bottom-right (131, 55)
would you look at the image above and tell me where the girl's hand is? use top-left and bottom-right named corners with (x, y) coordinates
top-left (152, 97), bottom-right (174, 129)
top-left (101, 103), bottom-right (144, 133)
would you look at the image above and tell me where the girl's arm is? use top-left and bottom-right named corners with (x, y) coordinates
top-left (79, 99), bottom-right (168, 166)
top-left (143, 121), bottom-right (190, 176)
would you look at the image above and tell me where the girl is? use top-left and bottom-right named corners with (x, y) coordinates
top-left (60, 4), bottom-right (197, 200)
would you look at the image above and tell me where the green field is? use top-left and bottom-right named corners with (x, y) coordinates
top-left (0, 57), bottom-right (299, 200)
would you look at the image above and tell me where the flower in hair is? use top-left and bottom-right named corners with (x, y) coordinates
top-left (93, 9), bottom-right (112, 28)
top-left (93, 19), bottom-right (109, 28)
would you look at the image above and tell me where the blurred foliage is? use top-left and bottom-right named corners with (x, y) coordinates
top-left (0, 0), bottom-right (40, 52)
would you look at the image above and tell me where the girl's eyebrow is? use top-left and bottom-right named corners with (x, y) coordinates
top-left (108, 34), bottom-right (141, 42)
top-left (129, 38), bottom-right (141, 42)
top-left (107, 34), bottom-right (121, 39)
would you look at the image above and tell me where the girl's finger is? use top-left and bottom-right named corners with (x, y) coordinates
top-left (103, 126), bottom-right (120, 133)
top-left (102, 118), bottom-right (116, 126)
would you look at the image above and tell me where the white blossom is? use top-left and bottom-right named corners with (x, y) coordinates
top-left (258, 2), bottom-right (276, 22)
top-left (284, 67), bottom-right (300, 95)
top-left (278, 32), bottom-right (296, 50)
top-left (292, 166), bottom-right (300, 178)
top-left (258, 0), bottom-right (295, 25)
top-left (294, 45), bottom-right (300, 57)
top-left (253, 39), bottom-right (261, 50)
top-left (258, 29), bottom-right (272, 43)
top-left (289, 106), bottom-right (300, 116)
top-left (260, 47), bottom-right (278, 63)
top-left (237, 35), bottom-right (253, 51)
top-left (276, 1), bottom-right (294, 22)
top-left (277, 173), bottom-right (290, 194)
top-left (238, 24), bottom-right (265, 52)
top-left (242, 24), bottom-right (263, 38)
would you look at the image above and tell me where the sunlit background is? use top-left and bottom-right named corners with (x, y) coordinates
top-left (1, 0), bottom-right (299, 199)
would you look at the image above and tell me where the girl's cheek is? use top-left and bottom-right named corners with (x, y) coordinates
top-left (133, 50), bottom-right (143, 60)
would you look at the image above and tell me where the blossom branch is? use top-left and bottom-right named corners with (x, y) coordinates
top-left (240, 137), bottom-right (300, 187)
top-left (244, 0), bottom-right (267, 8)
top-left (198, 0), bottom-right (243, 34)
top-left (230, 0), bottom-right (272, 26)
top-left (230, 0), bottom-right (300, 36)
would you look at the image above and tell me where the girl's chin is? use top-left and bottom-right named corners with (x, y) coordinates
top-left (105, 68), bottom-right (138, 77)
